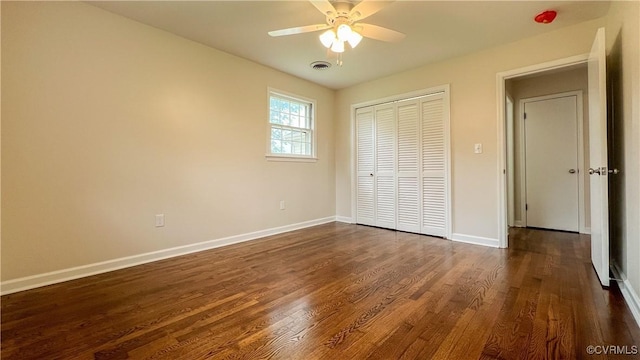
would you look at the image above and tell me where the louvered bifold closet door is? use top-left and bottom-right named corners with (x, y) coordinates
top-left (356, 107), bottom-right (375, 226)
top-left (374, 104), bottom-right (397, 230)
top-left (421, 95), bottom-right (447, 237)
top-left (396, 101), bottom-right (421, 233)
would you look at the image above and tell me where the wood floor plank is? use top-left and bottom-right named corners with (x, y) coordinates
top-left (2, 224), bottom-right (640, 359)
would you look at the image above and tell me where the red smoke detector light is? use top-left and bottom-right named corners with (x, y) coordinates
top-left (534, 10), bottom-right (557, 24)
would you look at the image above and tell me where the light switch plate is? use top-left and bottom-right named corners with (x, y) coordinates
top-left (155, 214), bottom-right (165, 227)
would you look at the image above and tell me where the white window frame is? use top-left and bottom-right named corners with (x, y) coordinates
top-left (266, 88), bottom-right (317, 162)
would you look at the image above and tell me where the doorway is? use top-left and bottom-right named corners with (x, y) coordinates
top-left (502, 63), bottom-right (591, 241)
top-left (498, 54), bottom-right (591, 248)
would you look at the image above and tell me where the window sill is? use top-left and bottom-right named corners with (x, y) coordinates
top-left (265, 154), bottom-right (318, 163)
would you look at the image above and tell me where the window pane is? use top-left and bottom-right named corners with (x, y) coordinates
top-left (290, 115), bottom-right (299, 128)
top-left (301, 105), bottom-right (310, 128)
top-left (300, 131), bottom-right (308, 142)
top-left (270, 110), bottom-right (281, 124)
top-left (280, 100), bottom-right (289, 114)
top-left (271, 140), bottom-right (282, 153)
top-left (281, 113), bottom-right (291, 126)
top-left (282, 129), bottom-right (291, 142)
top-left (282, 141), bottom-right (292, 153)
top-left (271, 127), bottom-right (282, 140)
top-left (293, 103), bottom-right (301, 115)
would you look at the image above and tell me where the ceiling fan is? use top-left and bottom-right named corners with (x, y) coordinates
top-left (268, 0), bottom-right (405, 62)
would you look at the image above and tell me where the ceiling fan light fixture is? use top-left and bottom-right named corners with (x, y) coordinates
top-left (269, 0), bottom-right (405, 64)
top-left (336, 24), bottom-right (352, 42)
top-left (347, 30), bottom-right (363, 48)
top-left (331, 40), bottom-right (345, 53)
top-left (319, 29), bottom-right (336, 48)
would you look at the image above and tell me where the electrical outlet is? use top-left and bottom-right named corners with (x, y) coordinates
top-left (279, 200), bottom-right (285, 210)
top-left (155, 214), bottom-right (165, 227)
top-left (474, 143), bottom-right (483, 154)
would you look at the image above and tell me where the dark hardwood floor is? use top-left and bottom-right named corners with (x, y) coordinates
top-left (2, 223), bottom-right (639, 359)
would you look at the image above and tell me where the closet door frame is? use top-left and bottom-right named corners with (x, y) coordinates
top-left (350, 84), bottom-right (451, 239)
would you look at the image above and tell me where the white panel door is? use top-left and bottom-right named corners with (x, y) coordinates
top-left (588, 27), bottom-right (609, 287)
top-left (421, 95), bottom-right (446, 237)
top-left (524, 95), bottom-right (579, 232)
top-left (356, 107), bottom-right (375, 226)
top-left (396, 101), bottom-right (421, 233)
top-left (375, 105), bottom-right (397, 229)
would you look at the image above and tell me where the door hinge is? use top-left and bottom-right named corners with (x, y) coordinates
top-left (524, 112), bottom-right (527, 120)
top-left (526, 204), bottom-right (528, 211)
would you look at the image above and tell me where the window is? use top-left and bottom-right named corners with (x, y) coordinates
top-left (267, 89), bottom-right (315, 160)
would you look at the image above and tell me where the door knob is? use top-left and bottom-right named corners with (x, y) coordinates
top-left (369, 173), bottom-right (374, 176)
top-left (608, 168), bottom-right (620, 175)
top-left (589, 167), bottom-right (601, 175)
top-left (568, 169), bottom-right (576, 174)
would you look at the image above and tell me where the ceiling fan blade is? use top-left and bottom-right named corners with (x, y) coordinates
top-left (310, 0), bottom-right (337, 16)
top-left (268, 24), bottom-right (331, 37)
top-left (349, 0), bottom-right (395, 21)
top-left (355, 23), bottom-right (405, 42)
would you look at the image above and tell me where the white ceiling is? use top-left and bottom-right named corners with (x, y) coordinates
top-left (88, 1), bottom-right (610, 90)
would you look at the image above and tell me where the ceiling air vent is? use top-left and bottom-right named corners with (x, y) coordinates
top-left (310, 61), bottom-right (331, 70)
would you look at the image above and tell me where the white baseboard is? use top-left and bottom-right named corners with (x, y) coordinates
top-left (580, 226), bottom-right (591, 235)
top-left (513, 220), bottom-right (524, 227)
top-left (611, 262), bottom-right (640, 328)
top-left (335, 216), bottom-right (353, 224)
top-left (451, 233), bottom-right (500, 248)
top-left (1, 216), bottom-right (337, 295)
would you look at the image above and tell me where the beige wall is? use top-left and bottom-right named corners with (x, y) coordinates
top-left (335, 18), bottom-right (606, 241)
top-left (1, 2), bottom-right (335, 281)
top-left (508, 67), bottom-right (590, 229)
top-left (606, 0), bottom-right (640, 302)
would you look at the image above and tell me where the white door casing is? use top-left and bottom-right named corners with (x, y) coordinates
top-left (506, 96), bottom-right (515, 227)
top-left (523, 95), bottom-right (580, 232)
top-left (588, 27), bottom-right (610, 287)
